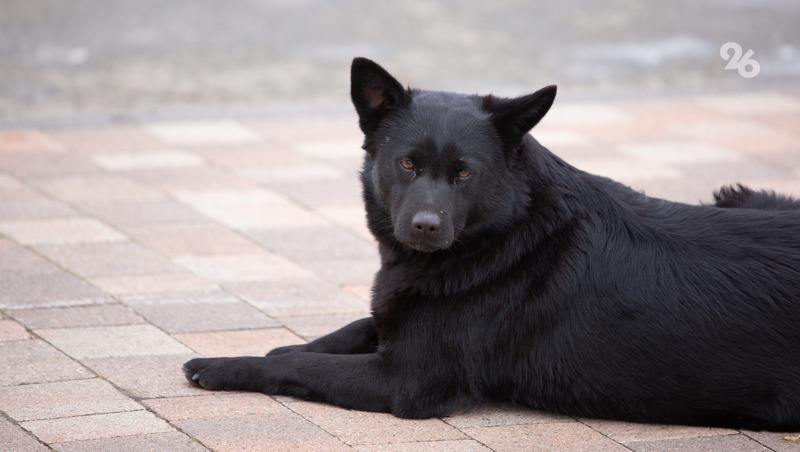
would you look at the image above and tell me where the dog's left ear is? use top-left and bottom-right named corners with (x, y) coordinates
top-left (351, 57), bottom-right (410, 134)
top-left (483, 85), bottom-right (557, 150)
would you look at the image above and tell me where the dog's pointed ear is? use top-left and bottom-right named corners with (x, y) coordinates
top-left (351, 57), bottom-right (410, 134)
top-left (483, 85), bottom-right (557, 149)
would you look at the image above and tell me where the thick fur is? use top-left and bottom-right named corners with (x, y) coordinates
top-left (184, 58), bottom-right (800, 431)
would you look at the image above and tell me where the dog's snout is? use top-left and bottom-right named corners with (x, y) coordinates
top-left (412, 212), bottom-right (441, 233)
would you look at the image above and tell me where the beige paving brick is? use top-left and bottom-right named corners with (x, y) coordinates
top-left (175, 327), bottom-right (304, 356)
top-left (743, 430), bottom-right (800, 452)
top-left (277, 312), bottom-right (368, 340)
top-left (0, 153), bottom-right (98, 178)
top-left (343, 284), bottom-right (372, 302)
top-left (672, 119), bottom-right (797, 154)
top-left (171, 187), bottom-right (288, 206)
top-left (175, 413), bottom-right (349, 451)
top-left (174, 254), bottom-right (314, 282)
top-left (569, 156), bottom-right (683, 182)
top-left (237, 163), bottom-right (344, 183)
top-left (355, 440), bottom-right (490, 451)
top-left (618, 141), bottom-right (741, 164)
top-left (22, 410), bottom-right (173, 444)
top-left (542, 103), bottom-right (632, 126)
top-left (36, 175), bottom-right (165, 203)
top-left (193, 142), bottom-right (307, 169)
top-left (0, 218), bottom-right (126, 245)
top-left (51, 431), bottom-right (205, 452)
top-left (284, 400), bottom-right (465, 446)
top-left (292, 138), bottom-right (364, 159)
top-left (697, 92), bottom-right (800, 115)
top-left (272, 177), bottom-right (363, 207)
top-left (129, 166), bottom-right (255, 192)
top-left (0, 130), bottom-right (64, 153)
top-left (126, 224), bottom-right (261, 257)
top-left (36, 324), bottom-right (191, 359)
top-left (245, 226), bottom-right (377, 262)
top-left (0, 340), bottom-right (92, 387)
top-left (46, 126), bottom-right (166, 154)
top-left (89, 273), bottom-right (219, 297)
top-left (92, 150), bottom-right (204, 171)
top-left (0, 319), bottom-right (30, 341)
top-left (444, 405), bottom-right (570, 428)
top-left (0, 378), bottom-right (141, 421)
top-left (225, 279), bottom-right (368, 317)
top-left (77, 200), bottom-right (210, 228)
top-left (145, 120), bottom-right (262, 146)
top-left (0, 416), bottom-right (48, 451)
top-left (132, 300), bottom-right (277, 333)
top-left (626, 433), bottom-right (767, 451)
top-left (9, 305), bottom-right (144, 329)
top-left (191, 201), bottom-right (328, 230)
top-left (36, 242), bottom-right (181, 277)
top-left (0, 269), bottom-right (110, 309)
top-left (143, 393), bottom-right (285, 421)
top-left (302, 257), bottom-right (381, 286)
top-left (461, 422), bottom-right (627, 451)
top-left (0, 197), bottom-right (78, 221)
top-left (83, 354), bottom-right (205, 398)
top-left (314, 204), bottom-right (373, 240)
top-left (582, 418), bottom-right (736, 443)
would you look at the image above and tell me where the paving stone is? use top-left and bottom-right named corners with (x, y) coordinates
top-left (314, 204), bottom-right (373, 240)
top-left (618, 141), bottom-right (741, 164)
top-left (626, 433), bottom-right (767, 451)
top-left (36, 324), bottom-right (191, 359)
top-left (193, 142), bottom-right (308, 170)
top-left (132, 300), bottom-right (277, 333)
top-left (237, 163), bottom-right (345, 183)
top-left (145, 120), bottom-right (262, 146)
top-left (444, 405), bottom-right (570, 428)
top-left (171, 187), bottom-right (288, 206)
top-left (0, 153), bottom-right (98, 178)
top-left (270, 177), bottom-right (364, 207)
top-left (129, 166), bottom-right (256, 192)
top-left (89, 273), bottom-right (219, 297)
top-left (301, 257), bottom-right (381, 286)
top-left (0, 130), bottom-right (64, 153)
top-left (36, 242), bottom-right (181, 277)
top-left (0, 416), bottom-right (48, 452)
top-left (175, 413), bottom-right (349, 451)
top-left (355, 440), bottom-right (490, 452)
top-left (46, 126), bottom-right (167, 154)
top-left (0, 269), bottom-right (110, 310)
top-left (673, 119), bottom-right (797, 154)
top-left (284, 400), bottom-right (465, 446)
top-left (0, 378), bottom-right (141, 421)
top-left (51, 431), bottom-right (206, 452)
top-left (190, 201), bottom-right (328, 230)
top-left (36, 176), bottom-right (165, 203)
top-left (542, 103), bottom-right (632, 126)
top-left (225, 279), bottom-right (369, 317)
top-left (697, 92), bottom-right (800, 115)
top-left (83, 354), bottom-right (205, 398)
top-left (0, 197), bottom-right (78, 221)
top-left (174, 327), bottom-right (304, 356)
top-left (0, 340), bottom-right (92, 387)
top-left (9, 305), bottom-right (144, 329)
top-left (245, 226), bottom-right (377, 262)
top-left (174, 254), bottom-right (314, 283)
top-left (77, 200), bottom-right (210, 228)
top-left (92, 150), bottom-right (204, 171)
top-left (22, 411), bottom-right (173, 444)
top-left (143, 393), bottom-right (285, 421)
top-left (126, 224), bottom-right (261, 257)
top-left (276, 312), bottom-right (369, 340)
top-left (0, 218), bottom-right (126, 245)
top-left (582, 418), bottom-right (736, 443)
top-left (0, 319), bottom-right (30, 341)
top-left (743, 430), bottom-right (800, 452)
top-left (461, 422), bottom-right (627, 452)
top-left (568, 156), bottom-right (684, 182)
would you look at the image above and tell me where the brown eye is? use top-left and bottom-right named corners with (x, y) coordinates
top-left (457, 169), bottom-right (472, 179)
top-left (400, 159), bottom-right (415, 171)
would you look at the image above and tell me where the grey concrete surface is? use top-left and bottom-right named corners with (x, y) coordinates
top-left (1, 0), bottom-right (800, 126)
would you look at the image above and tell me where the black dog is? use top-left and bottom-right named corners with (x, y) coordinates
top-left (184, 58), bottom-right (800, 431)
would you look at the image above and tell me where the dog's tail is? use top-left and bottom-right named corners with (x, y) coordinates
top-left (713, 183), bottom-right (800, 211)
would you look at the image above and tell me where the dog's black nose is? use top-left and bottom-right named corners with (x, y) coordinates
top-left (412, 212), bottom-right (441, 233)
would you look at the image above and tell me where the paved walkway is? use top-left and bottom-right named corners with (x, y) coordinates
top-left (0, 92), bottom-right (799, 451)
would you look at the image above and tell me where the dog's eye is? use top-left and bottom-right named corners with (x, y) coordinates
top-left (457, 169), bottom-right (472, 179)
top-left (400, 159), bottom-right (415, 171)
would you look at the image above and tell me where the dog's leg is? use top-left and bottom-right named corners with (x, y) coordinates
top-left (184, 352), bottom-right (393, 413)
top-left (265, 317), bottom-right (377, 356)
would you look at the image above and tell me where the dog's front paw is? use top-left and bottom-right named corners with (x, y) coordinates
top-left (183, 357), bottom-right (267, 392)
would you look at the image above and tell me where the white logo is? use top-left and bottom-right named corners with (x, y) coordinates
top-left (720, 42), bottom-right (760, 79)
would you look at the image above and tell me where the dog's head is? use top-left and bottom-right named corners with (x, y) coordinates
top-left (351, 57), bottom-right (556, 252)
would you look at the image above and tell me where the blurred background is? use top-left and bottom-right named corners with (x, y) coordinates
top-left (2, 0), bottom-right (800, 126)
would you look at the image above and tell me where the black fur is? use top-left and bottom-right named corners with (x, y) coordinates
top-left (184, 58), bottom-right (800, 431)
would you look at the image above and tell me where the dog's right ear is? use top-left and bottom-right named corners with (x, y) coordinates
top-left (351, 57), bottom-right (409, 134)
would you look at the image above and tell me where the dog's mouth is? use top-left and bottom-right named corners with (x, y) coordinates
top-left (401, 239), bottom-right (452, 253)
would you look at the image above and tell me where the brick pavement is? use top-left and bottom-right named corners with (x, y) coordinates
top-left (0, 91), bottom-right (799, 450)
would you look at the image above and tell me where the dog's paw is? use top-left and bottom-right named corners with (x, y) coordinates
top-left (183, 357), bottom-right (262, 391)
top-left (265, 344), bottom-right (305, 356)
